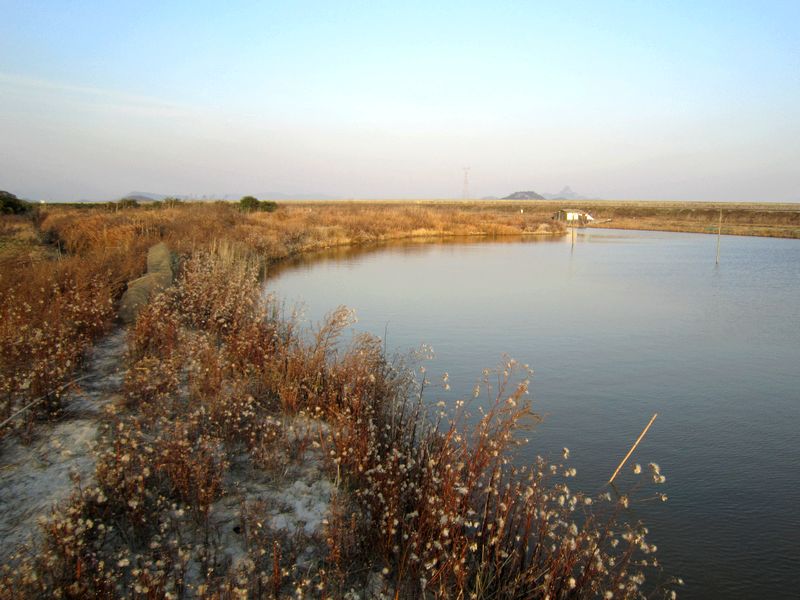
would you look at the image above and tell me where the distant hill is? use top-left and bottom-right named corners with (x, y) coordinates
top-left (541, 186), bottom-right (590, 201)
top-left (502, 191), bottom-right (545, 200)
top-left (120, 192), bottom-right (169, 202)
top-left (500, 187), bottom-right (595, 201)
top-left (120, 191), bottom-right (339, 202)
top-left (256, 192), bottom-right (340, 201)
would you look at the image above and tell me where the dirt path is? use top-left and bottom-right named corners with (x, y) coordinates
top-left (0, 328), bottom-right (344, 589)
top-left (0, 328), bottom-right (127, 562)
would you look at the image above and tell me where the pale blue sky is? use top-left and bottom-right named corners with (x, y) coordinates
top-left (1, 1), bottom-right (798, 201)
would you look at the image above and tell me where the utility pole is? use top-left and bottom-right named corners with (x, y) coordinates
top-left (462, 167), bottom-right (470, 200)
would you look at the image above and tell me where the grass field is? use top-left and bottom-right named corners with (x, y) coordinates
top-left (559, 200), bottom-right (800, 238)
top-left (278, 199), bottom-right (800, 239)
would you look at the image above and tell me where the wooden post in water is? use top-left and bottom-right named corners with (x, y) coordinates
top-left (608, 413), bottom-right (658, 485)
top-left (716, 208), bottom-right (722, 264)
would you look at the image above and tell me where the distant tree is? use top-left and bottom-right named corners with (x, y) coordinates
top-left (162, 197), bottom-right (183, 208)
top-left (0, 190), bottom-right (31, 214)
top-left (259, 200), bottom-right (278, 212)
top-left (240, 196), bottom-right (278, 212)
top-left (117, 198), bottom-right (140, 209)
top-left (240, 195), bottom-right (260, 212)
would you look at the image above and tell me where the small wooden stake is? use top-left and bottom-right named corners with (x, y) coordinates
top-left (716, 208), bottom-right (722, 264)
top-left (608, 413), bottom-right (658, 485)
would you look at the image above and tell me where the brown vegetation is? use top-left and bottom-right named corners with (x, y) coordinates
top-left (578, 201), bottom-right (800, 238)
top-left (384, 199), bottom-right (800, 239)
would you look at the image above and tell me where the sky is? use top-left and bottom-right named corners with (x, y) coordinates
top-left (1, 1), bottom-right (798, 202)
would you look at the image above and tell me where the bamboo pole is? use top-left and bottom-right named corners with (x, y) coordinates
top-left (716, 208), bottom-right (722, 264)
top-left (608, 413), bottom-right (658, 485)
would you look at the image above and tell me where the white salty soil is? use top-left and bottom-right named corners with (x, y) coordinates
top-left (0, 328), bottom-right (127, 561)
top-left (208, 418), bottom-right (335, 574)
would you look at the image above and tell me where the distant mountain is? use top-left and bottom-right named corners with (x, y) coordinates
top-left (541, 186), bottom-right (590, 201)
top-left (120, 191), bottom-right (339, 202)
top-left (256, 192), bottom-right (340, 201)
top-left (502, 191), bottom-right (545, 200)
top-left (122, 191), bottom-right (172, 201)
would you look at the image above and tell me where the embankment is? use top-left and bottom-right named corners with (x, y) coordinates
top-left (332, 199), bottom-right (800, 238)
top-left (576, 201), bottom-right (800, 238)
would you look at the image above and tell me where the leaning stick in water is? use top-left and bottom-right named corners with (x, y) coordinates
top-left (608, 413), bottom-right (658, 485)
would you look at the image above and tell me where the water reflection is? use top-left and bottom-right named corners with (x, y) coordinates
top-left (267, 234), bottom-right (568, 278)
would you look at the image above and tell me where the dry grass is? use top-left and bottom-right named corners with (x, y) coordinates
top-left (511, 200), bottom-right (800, 238)
top-left (280, 199), bottom-right (800, 238)
top-left (0, 212), bottom-right (150, 434)
top-left (315, 199), bottom-right (800, 238)
top-left (0, 215), bottom-right (51, 266)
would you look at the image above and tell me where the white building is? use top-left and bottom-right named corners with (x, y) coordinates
top-left (553, 209), bottom-right (594, 225)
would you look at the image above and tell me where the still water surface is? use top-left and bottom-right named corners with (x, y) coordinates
top-left (266, 229), bottom-right (800, 599)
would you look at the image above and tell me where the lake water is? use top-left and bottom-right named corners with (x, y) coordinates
top-left (266, 229), bottom-right (800, 599)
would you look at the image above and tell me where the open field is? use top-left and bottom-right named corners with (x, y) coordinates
top-left (278, 199), bottom-right (800, 239)
top-left (558, 200), bottom-right (800, 238)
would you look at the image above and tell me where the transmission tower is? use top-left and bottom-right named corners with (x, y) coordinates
top-left (462, 167), bottom-right (470, 200)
